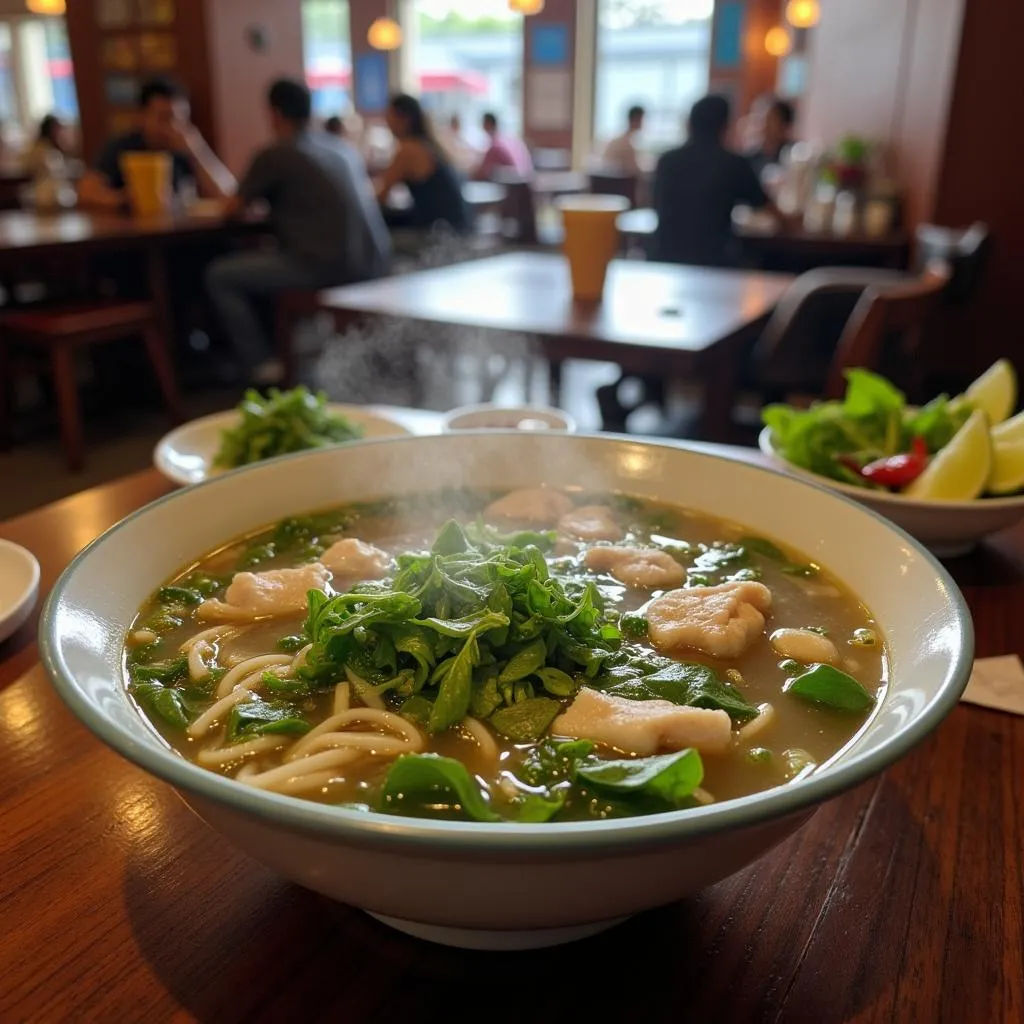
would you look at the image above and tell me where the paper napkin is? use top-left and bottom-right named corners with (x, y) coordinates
top-left (961, 655), bottom-right (1024, 716)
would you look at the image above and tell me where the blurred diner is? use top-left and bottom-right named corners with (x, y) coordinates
top-left (602, 104), bottom-right (646, 177)
top-left (474, 111), bottom-right (533, 181)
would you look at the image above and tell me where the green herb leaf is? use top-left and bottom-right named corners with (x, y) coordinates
top-left (378, 753), bottom-right (501, 822)
top-left (130, 655), bottom-right (189, 685)
top-left (226, 698), bottom-right (310, 741)
top-left (131, 682), bottom-right (190, 729)
top-left (498, 639), bottom-right (547, 683)
top-left (489, 696), bottom-right (562, 742)
top-left (576, 748), bottom-right (704, 806)
top-left (785, 663), bottom-right (875, 712)
top-left (509, 791), bottom-right (566, 822)
top-left (534, 666), bottom-right (577, 697)
top-left (619, 612), bottom-right (649, 639)
top-left (399, 694), bottom-right (434, 728)
top-left (157, 585), bottom-right (202, 607)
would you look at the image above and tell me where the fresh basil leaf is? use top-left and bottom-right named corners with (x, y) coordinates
top-left (131, 682), bottom-right (190, 729)
top-left (576, 748), bottom-right (704, 806)
top-left (785, 663), bottom-right (875, 712)
top-left (226, 698), bottom-right (310, 741)
top-left (489, 697), bottom-right (562, 742)
top-left (429, 633), bottom-right (480, 732)
top-left (470, 674), bottom-right (503, 718)
top-left (378, 753), bottom-right (500, 822)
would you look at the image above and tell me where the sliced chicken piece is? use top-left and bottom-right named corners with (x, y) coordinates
top-left (647, 581), bottom-right (772, 659)
top-left (584, 545), bottom-right (685, 590)
top-left (198, 563), bottom-right (331, 622)
top-left (770, 627), bottom-right (838, 665)
top-left (552, 687), bottom-right (732, 754)
top-left (558, 505), bottom-right (623, 542)
top-left (484, 487), bottom-right (573, 526)
top-left (320, 538), bottom-right (391, 580)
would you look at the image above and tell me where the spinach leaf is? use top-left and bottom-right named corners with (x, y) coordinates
top-left (130, 655), bottom-right (189, 686)
top-left (785, 663), bottom-right (875, 712)
top-left (432, 519), bottom-right (470, 556)
top-left (378, 753), bottom-right (500, 822)
top-left (619, 612), bottom-right (649, 639)
top-left (499, 639), bottom-right (547, 683)
top-left (509, 791), bottom-right (566, 822)
top-left (470, 674), bottom-right (503, 718)
top-left (518, 738), bottom-right (595, 787)
top-left (741, 536), bottom-right (788, 561)
top-left (489, 697), bottom-right (562, 742)
top-left (576, 748), bottom-right (704, 807)
top-left (157, 585), bottom-right (202, 607)
top-left (131, 682), bottom-right (190, 730)
top-left (399, 694), bottom-right (434, 728)
top-left (430, 632), bottom-right (481, 732)
top-left (226, 698), bottom-right (310, 741)
top-left (534, 666), bottom-right (577, 697)
top-left (276, 634), bottom-right (308, 653)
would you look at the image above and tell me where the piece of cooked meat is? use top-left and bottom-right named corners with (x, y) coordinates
top-left (647, 581), bottom-right (772, 658)
top-left (552, 687), bottom-right (732, 754)
top-left (584, 545), bottom-right (685, 589)
top-left (484, 487), bottom-right (574, 525)
top-left (197, 563), bottom-right (331, 621)
top-left (320, 538), bottom-right (391, 580)
top-left (769, 627), bottom-right (838, 665)
top-left (558, 505), bottom-right (623, 542)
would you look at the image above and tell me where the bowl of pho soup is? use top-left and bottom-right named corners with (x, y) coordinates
top-left (41, 433), bottom-right (972, 949)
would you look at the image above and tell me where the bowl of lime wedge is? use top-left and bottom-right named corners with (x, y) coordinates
top-left (759, 359), bottom-right (1024, 556)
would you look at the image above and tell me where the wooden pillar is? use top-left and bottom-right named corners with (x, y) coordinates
top-left (522, 0), bottom-right (577, 156)
top-left (708, 0), bottom-right (782, 125)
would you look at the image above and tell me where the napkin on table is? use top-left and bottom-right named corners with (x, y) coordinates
top-left (961, 655), bottom-right (1024, 716)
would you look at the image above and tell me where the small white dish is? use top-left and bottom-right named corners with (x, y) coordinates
top-left (443, 404), bottom-right (576, 433)
top-left (0, 540), bottom-right (40, 645)
top-left (759, 426), bottom-right (1024, 557)
top-left (154, 404), bottom-right (412, 487)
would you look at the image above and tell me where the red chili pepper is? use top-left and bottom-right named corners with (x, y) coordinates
top-left (859, 436), bottom-right (929, 489)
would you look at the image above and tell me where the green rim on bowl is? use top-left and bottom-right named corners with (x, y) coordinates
top-left (39, 433), bottom-right (974, 855)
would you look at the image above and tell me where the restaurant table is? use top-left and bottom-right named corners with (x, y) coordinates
top-left (319, 252), bottom-right (793, 442)
top-left (1, 424), bottom-right (1021, 1021)
top-left (0, 207), bottom-right (264, 350)
top-left (617, 208), bottom-right (911, 272)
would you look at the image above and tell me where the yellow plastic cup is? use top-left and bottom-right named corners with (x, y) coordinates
top-left (120, 151), bottom-right (172, 217)
top-left (555, 194), bottom-right (631, 301)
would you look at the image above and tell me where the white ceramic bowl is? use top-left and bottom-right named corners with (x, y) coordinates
top-left (759, 426), bottom-right (1024, 558)
top-left (154, 404), bottom-right (411, 486)
top-left (442, 403), bottom-right (576, 433)
top-left (41, 434), bottom-right (972, 949)
top-left (0, 539), bottom-right (40, 645)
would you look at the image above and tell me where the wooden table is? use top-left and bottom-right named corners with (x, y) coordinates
top-left (0, 208), bottom-right (263, 349)
top-left (319, 252), bottom-right (793, 441)
top-left (1, 442), bottom-right (1021, 1021)
top-left (617, 208), bottom-right (911, 271)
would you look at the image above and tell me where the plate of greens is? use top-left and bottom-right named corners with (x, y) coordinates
top-left (155, 387), bottom-right (411, 487)
top-left (759, 361), bottom-right (1024, 555)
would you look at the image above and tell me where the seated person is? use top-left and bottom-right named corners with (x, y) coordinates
top-left (78, 76), bottom-right (234, 209)
top-left (746, 98), bottom-right (796, 177)
top-left (602, 104), bottom-right (645, 177)
top-left (439, 112), bottom-right (481, 176)
top-left (473, 111), bottom-right (533, 181)
top-left (23, 114), bottom-right (71, 179)
top-left (375, 93), bottom-right (469, 233)
top-left (652, 94), bottom-right (777, 268)
top-left (206, 79), bottom-right (391, 384)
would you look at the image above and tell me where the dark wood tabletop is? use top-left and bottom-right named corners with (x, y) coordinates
top-left (319, 253), bottom-right (792, 441)
top-left (1, 449), bottom-right (1021, 1022)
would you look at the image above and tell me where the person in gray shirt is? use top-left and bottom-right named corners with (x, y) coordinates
top-left (207, 78), bottom-right (390, 383)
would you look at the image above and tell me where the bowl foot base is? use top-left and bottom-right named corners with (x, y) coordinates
top-left (366, 912), bottom-right (630, 949)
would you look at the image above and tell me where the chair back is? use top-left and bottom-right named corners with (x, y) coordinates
top-left (587, 171), bottom-right (638, 209)
top-left (492, 173), bottom-right (538, 245)
top-left (825, 260), bottom-right (952, 399)
top-left (914, 221), bottom-right (990, 305)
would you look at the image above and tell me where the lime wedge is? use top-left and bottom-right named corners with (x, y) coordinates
top-left (904, 410), bottom-right (991, 501)
top-left (991, 409), bottom-right (1024, 445)
top-left (988, 439), bottom-right (1024, 495)
top-left (965, 359), bottom-right (1017, 425)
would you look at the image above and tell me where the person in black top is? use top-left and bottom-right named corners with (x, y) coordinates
top-left (652, 94), bottom-right (773, 267)
top-left (376, 93), bottom-right (469, 233)
top-left (78, 76), bottom-right (234, 210)
top-left (746, 98), bottom-right (796, 177)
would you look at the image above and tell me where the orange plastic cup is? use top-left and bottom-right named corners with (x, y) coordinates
top-left (120, 152), bottom-right (172, 217)
top-left (555, 194), bottom-right (631, 301)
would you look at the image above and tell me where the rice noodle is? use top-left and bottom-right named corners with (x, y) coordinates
top-left (239, 748), bottom-right (364, 790)
top-left (215, 654), bottom-right (292, 698)
top-left (344, 666), bottom-right (385, 709)
top-left (180, 624), bottom-right (246, 652)
top-left (738, 702), bottom-right (776, 742)
top-left (290, 732), bottom-right (411, 757)
top-left (188, 640), bottom-right (213, 682)
top-left (197, 734), bottom-right (286, 767)
top-left (188, 684), bottom-right (258, 737)
top-left (130, 629), bottom-right (157, 646)
top-left (462, 717), bottom-right (499, 762)
top-left (266, 770), bottom-right (346, 796)
top-left (291, 643), bottom-right (313, 673)
top-left (333, 681), bottom-right (351, 716)
top-left (284, 708), bottom-right (423, 762)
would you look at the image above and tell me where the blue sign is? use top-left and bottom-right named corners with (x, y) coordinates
top-left (714, 2), bottom-right (744, 69)
top-left (530, 23), bottom-right (569, 67)
top-left (354, 52), bottom-right (389, 114)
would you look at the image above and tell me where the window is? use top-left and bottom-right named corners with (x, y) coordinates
top-left (0, 15), bottom-right (78, 147)
top-left (405, 0), bottom-right (523, 141)
top-left (303, 0), bottom-right (351, 118)
top-left (594, 0), bottom-right (713, 156)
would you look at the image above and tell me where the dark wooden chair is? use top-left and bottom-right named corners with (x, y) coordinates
top-left (824, 259), bottom-right (952, 398)
top-left (0, 300), bottom-right (181, 471)
top-left (274, 289), bottom-right (323, 388)
top-left (588, 171), bottom-right (639, 209)
top-left (491, 171), bottom-right (539, 246)
top-left (914, 222), bottom-right (990, 305)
